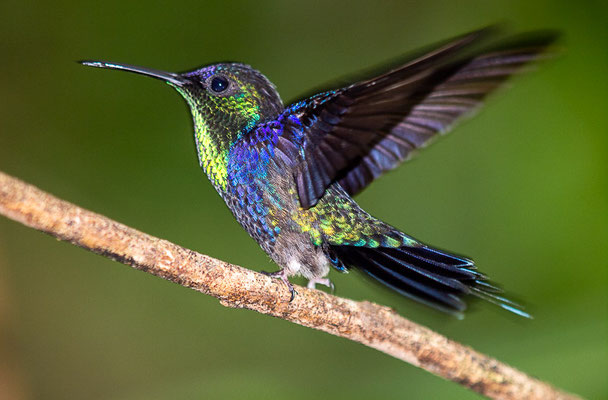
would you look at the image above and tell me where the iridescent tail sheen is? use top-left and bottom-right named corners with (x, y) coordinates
top-left (330, 244), bottom-right (530, 318)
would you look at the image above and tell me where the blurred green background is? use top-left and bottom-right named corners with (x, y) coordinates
top-left (0, 1), bottom-right (606, 399)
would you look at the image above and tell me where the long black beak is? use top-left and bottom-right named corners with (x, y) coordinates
top-left (79, 60), bottom-right (190, 87)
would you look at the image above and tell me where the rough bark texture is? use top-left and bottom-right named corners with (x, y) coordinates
top-left (0, 171), bottom-right (581, 400)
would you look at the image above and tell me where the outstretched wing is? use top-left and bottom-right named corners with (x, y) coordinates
top-left (284, 28), bottom-right (557, 208)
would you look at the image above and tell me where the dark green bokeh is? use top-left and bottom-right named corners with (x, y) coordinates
top-left (0, 1), bottom-right (606, 399)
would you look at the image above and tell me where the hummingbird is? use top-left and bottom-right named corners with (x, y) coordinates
top-left (81, 28), bottom-right (556, 318)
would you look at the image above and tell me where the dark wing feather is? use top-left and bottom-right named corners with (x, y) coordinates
top-left (285, 29), bottom-right (557, 208)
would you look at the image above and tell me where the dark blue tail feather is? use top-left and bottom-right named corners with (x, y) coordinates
top-left (330, 244), bottom-right (530, 318)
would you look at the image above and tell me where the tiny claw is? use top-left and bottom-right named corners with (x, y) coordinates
top-left (262, 269), bottom-right (297, 302)
top-left (288, 286), bottom-right (298, 302)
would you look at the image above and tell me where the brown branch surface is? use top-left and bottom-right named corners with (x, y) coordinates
top-left (0, 171), bottom-right (581, 400)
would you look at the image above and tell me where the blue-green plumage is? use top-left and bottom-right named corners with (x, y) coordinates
top-left (81, 28), bottom-right (557, 317)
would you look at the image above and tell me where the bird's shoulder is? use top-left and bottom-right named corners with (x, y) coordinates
top-left (230, 108), bottom-right (312, 166)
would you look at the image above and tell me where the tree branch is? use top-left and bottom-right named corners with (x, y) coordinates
top-left (0, 171), bottom-right (580, 400)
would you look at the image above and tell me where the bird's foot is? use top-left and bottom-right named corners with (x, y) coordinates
top-left (261, 269), bottom-right (298, 302)
top-left (307, 277), bottom-right (335, 293)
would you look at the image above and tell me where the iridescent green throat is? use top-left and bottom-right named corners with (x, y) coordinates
top-left (175, 85), bottom-right (263, 190)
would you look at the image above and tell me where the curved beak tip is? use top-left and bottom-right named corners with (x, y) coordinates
top-left (79, 60), bottom-right (114, 69)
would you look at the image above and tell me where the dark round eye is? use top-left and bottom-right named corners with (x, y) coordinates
top-left (210, 76), bottom-right (229, 93)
